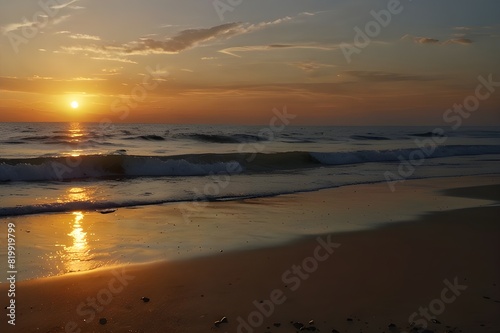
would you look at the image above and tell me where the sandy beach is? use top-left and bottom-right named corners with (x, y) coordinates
top-left (1, 176), bottom-right (499, 333)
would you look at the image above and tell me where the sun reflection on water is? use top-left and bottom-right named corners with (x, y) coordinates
top-left (60, 211), bottom-right (94, 273)
top-left (57, 186), bottom-right (96, 205)
top-left (68, 122), bottom-right (84, 143)
top-left (68, 187), bottom-right (88, 202)
top-left (69, 212), bottom-right (86, 250)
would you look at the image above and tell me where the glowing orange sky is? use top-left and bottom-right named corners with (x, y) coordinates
top-left (1, 0), bottom-right (499, 125)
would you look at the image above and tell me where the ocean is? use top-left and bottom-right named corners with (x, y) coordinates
top-left (1, 122), bottom-right (500, 217)
top-left (1, 123), bottom-right (500, 279)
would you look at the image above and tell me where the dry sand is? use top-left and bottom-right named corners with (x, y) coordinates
top-left (1, 178), bottom-right (499, 333)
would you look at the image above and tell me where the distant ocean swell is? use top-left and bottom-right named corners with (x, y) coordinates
top-left (2, 132), bottom-right (271, 145)
top-left (4, 129), bottom-right (499, 146)
top-left (1, 144), bottom-right (500, 182)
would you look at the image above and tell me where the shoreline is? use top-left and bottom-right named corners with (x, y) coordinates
top-left (3, 172), bottom-right (500, 219)
top-left (1, 176), bottom-right (499, 332)
top-left (2, 175), bottom-right (500, 282)
top-left (2, 175), bottom-right (500, 281)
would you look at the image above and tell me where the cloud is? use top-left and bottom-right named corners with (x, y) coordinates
top-left (0, 75), bottom-right (114, 97)
top-left (71, 77), bottom-right (106, 81)
top-left (401, 34), bottom-right (440, 44)
top-left (101, 67), bottom-right (123, 75)
top-left (0, 14), bottom-right (71, 34)
top-left (443, 38), bottom-right (473, 45)
top-left (401, 34), bottom-right (473, 46)
top-left (57, 30), bottom-right (99, 40)
top-left (269, 44), bottom-right (298, 48)
top-left (242, 16), bottom-right (293, 32)
top-left (0, 74), bottom-right (454, 108)
top-left (22, 75), bottom-right (106, 82)
top-left (60, 45), bottom-right (138, 63)
top-left (123, 22), bottom-right (242, 54)
top-left (50, 0), bottom-right (80, 10)
top-left (342, 71), bottom-right (441, 82)
top-left (59, 15), bottom-right (299, 62)
top-left (402, 26), bottom-right (500, 45)
top-left (452, 25), bottom-right (499, 32)
top-left (414, 37), bottom-right (440, 44)
top-left (452, 25), bottom-right (500, 39)
top-left (1, 20), bottom-right (35, 34)
top-left (69, 33), bottom-right (101, 41)
top-left (1, 2), bottom-right (81, 35)
top-left (51, 14), bottom-right (72, 26)
top-left (453, 26), bottom-right (473, 31)
top-left (219, 44), bottom-right (335, 57)
top-left (59, 22), bottom-right (245, 60)
top-left (289, 61), bottom-right (335, 72)
top-left (90, 56), bottom-right (138, 64)
top-left (122, 17), bottom-right (295, 55)
top-left (28, 75), bottom-right (54, 80)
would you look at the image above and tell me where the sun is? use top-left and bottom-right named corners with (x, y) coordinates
top-left (70, 101), bottom-right (79, 109)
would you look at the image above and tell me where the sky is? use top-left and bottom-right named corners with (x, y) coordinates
top-left (0, 0), bottom-right (499, 125)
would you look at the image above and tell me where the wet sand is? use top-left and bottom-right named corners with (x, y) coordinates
top-left (1, 178), bottom-right (499, 333)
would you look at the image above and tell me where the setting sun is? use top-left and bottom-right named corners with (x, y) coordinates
top-left (70, 101), bottom-right (79, 109)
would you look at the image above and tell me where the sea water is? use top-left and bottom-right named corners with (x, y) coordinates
top-left (1, 122), bottom-right (500, 216)
top-left (1, 123), bottom-right (500, 279)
